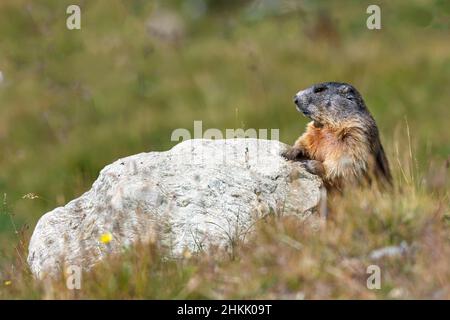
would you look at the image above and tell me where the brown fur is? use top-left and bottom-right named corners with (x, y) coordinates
top-left (283, 83), bottom-right (392, 193)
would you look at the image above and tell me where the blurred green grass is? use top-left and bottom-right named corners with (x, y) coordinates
top-left (0, 0), bottom-right (449, 298)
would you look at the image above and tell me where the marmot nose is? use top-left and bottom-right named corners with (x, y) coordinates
top-left (293, 95), bottom-right (299, 104)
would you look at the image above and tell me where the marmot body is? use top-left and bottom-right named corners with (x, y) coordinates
top-left (283, 82), bottom-right (392, 192)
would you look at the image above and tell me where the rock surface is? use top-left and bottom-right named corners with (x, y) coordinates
top-left (27, 139), bottom-right (322, 277)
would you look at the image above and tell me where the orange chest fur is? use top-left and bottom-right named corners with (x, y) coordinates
top-left (302, 125), bottom-right (346, 162)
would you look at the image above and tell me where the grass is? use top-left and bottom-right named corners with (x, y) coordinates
top-left (1, 155), bottom-right (449, 299)
top-left (0, 0), bottom-right (449, 299)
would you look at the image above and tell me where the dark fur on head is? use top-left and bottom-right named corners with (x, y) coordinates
top-left (294, 82), bottom-right (372, 129)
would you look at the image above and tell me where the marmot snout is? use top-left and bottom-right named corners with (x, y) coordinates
top-left (283, 82), bottom-right (392, 192)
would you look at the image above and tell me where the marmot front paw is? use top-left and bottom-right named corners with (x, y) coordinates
top-left (281, 147), bottom-right (303, 161)
top-left (302, 159), bottom-right (325, 177)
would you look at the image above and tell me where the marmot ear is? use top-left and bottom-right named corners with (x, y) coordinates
top-left (339, 85), bottom-right (352, 94)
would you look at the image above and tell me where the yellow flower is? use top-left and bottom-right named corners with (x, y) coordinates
top-left (4, 280), bottom-right (12, 286)
top-left (99, 232), bottom-right (113, 244)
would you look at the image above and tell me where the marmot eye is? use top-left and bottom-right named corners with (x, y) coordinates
top-left (313, 86), bottom-right (326, 93)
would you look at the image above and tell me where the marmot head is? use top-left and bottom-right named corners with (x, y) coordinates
top-left (293, 82), bottom-right (369, 127)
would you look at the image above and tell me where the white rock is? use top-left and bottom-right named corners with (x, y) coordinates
top-left (146, 9), bottom-right (185, 44)
top-left (369, 241), bottom-right (409, 260)
top-left (27, 139), bottom-right (322, 278)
